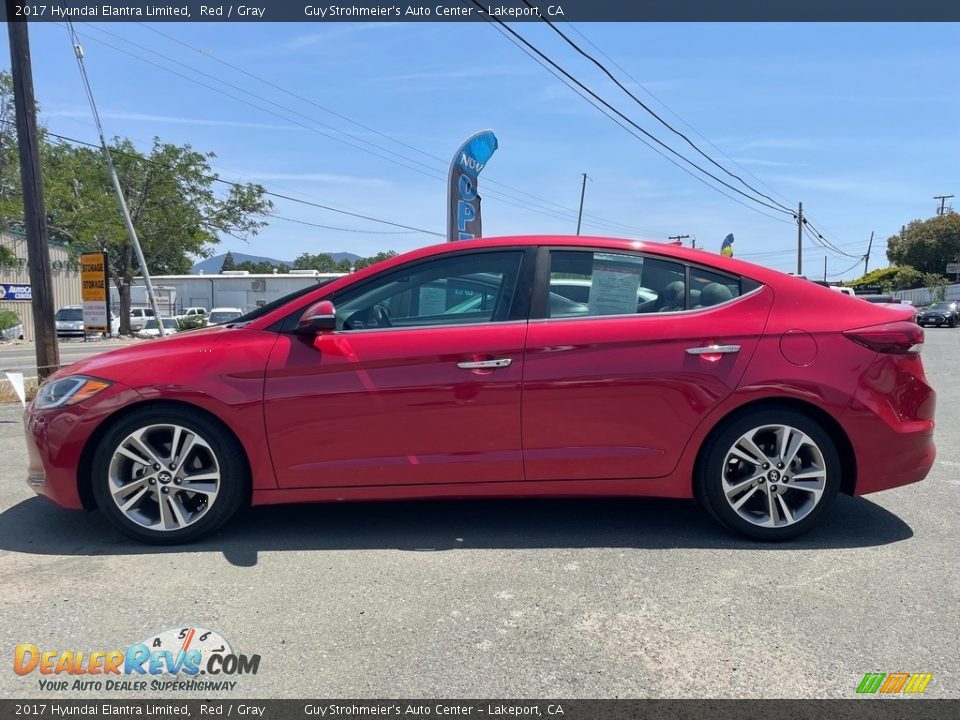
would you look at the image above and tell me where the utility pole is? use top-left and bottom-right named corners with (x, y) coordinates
top-left (863, 231), bottom-right (873, 276)
top-left (67, 26), bottom-right (166, 336)
top-left (823, 256), bottom-right (827, 282)
top-left (796, 201), bottom-right (803, 276)
top-left (691, 236), bottom-right (697, 249)
top-left (575, 173), bottom-right (589, 235)
top-left (668, 234), bottom-right (690, 246)
top-left (6, 13), bottom-right (60, 380)
top-left (934, 194), bottom-right (954, 216)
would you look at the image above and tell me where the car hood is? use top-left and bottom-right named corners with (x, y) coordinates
top-left (52, 325), bottom-right (234, 381)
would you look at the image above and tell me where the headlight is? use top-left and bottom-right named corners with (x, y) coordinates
top-left (34, 376), bottom-right (113, 410)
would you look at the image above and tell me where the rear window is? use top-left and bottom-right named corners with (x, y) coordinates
top-left (548, 251), bottom-right (753, 317)
top-left (56, 308), bottom-right (82, 321)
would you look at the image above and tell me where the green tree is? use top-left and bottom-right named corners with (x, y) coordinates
top-left (846, 265), bottom-right (927, 292)
top-left (220, 251), bottom-right (237, 271)
top-left (235, 260), bottom-right (277, 273)
top-left (887, 213), bottom-right (960, 276)
top-left (0, 73), bottom-right (272, 333)
top-left (293, 252), bottom-right (337, 272)
top-left (354, 250), bottom-right (397, 271)
top-left (39, 138), bottom-right (271, 333)
top-left (0, 71), bottom-right (24, 232)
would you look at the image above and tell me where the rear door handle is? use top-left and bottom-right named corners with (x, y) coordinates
top-left (457, 358), bottom-right (513, 369)
top-left (685, 344), bottom-right (741, 355)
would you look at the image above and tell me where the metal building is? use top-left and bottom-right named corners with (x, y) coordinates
top-left (1, 231), bottom-right (83, 341)
top-left (117, 270), bottom-right (347, 316)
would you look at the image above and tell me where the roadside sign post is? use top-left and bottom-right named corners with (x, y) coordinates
top-left (946, 262), bottom-right (960, 284)
top-left (81, 252), bottom-right (111, 337)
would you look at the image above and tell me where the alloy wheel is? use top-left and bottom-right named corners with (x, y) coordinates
top-left (107, 423), bottom-right (220, 531)
top-left (720, 424), bottom-right (827, 528)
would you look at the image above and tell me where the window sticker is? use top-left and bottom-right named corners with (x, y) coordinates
top-left (419, 285), bottom-right (448, 316)
top-left (587, 253), bottom-right (643, 316)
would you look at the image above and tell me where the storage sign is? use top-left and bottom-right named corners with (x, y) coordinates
top-left (0, 283), bottom-right (32, 301)
top-left (81, 252), bottom-right (110, 334)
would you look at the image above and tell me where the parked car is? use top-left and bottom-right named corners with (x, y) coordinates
top-left (0, 321), bottom-right (23, 341)
top-left (136, 317), bottom-right (181, 339)
top-left (55, 306), bottom-right (120, 338)
top-left (128, 308), bottom-right (156, 332)
top-left (916, 301), bottom-right (959, 328)
top-left (23, 236), bottom-right (935, 544)
top-left (206, 307), bottom-right (244, 325)
top-left (856, 294), bottom-right (918, 321)
top-left (179, 307), bottom-right (208, 320)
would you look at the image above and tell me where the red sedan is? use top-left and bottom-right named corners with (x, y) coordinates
top-left (23, 236), bottom-right (936, 544)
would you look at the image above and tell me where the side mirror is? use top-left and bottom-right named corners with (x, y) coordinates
top-left (297, 300), bottom-right (337, 334)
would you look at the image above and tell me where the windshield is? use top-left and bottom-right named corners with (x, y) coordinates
top-left (929, 302), bottom-right (954, 310)
top-left (56, 309), bottom-right (82, 321)
top-left (232, 279), bottom-right (337, 324)
top-left (209, 311), bottom-right (242, 324)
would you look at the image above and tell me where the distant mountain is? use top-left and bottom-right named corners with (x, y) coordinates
top-left (191, 251), bottom-right (361, 275)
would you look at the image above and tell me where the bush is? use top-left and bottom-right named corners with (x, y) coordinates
top-left (0, 308), bottom-right (21, 331)
top-left (178, 315), bottom-right (207, 330)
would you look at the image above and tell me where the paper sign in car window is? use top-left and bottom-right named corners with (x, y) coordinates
top-left (419, 285), bottom-right (448, 316)
top-left (588, 253), bottom-right (643, 316)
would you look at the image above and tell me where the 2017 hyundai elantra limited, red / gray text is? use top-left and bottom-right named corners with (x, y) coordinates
top-left (23, 236), bottom-right (936, 544)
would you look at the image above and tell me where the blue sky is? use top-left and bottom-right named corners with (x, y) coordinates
top-left (3, 21), bottom-right (958, 278)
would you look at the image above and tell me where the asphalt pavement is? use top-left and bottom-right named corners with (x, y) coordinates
top-left (0, 329), bottom-right (957, 699)
top-left (0, 338), bottom-right (135, 376)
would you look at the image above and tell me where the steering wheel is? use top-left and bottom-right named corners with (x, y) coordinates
top-left (373, 303), bottom-right (393, 328)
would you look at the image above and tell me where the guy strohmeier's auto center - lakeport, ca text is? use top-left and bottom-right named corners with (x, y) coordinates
top-left (33, 3), bottom-right (563, 19)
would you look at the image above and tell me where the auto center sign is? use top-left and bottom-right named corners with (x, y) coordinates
top-left (0, 283), bottom-right (32, 301)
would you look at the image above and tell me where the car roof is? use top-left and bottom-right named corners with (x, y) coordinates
top-left (209, 307), bottom-right (243, 312)
top-left (245, 234), bottom-right (870, 330)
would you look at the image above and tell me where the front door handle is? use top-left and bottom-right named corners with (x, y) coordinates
top-left (457, 358), bottom-right (513, 370)
top-left (686, 344), bottom-right (741, 356)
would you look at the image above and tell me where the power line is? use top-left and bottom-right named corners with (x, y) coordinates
top-left (10, 121), bottom-right (446, 237)
top-left (564, 23), bottom-right (794, 208)
top-left (828, 257), bottom-right (865, 279)
top-left (478, 16), bottom-right (796, 226)
top-left (111, 23), bottom-right (665, 238)
top-left (467, 1), bottom-right (793, 217)
top-left (523, 2), bottom-right (795, 215)
top-left (266, 213), bottom-right (421, 235)
top-left (137, 23), bottom-right (655, 237)
top-left (74, 23), bottom-right (665, 237)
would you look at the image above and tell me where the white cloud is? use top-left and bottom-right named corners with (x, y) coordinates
top-left (50, 110), bottom-right (297, 132)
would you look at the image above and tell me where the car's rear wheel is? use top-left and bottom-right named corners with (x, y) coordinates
top-left (91, 406), bottom-right (248, 544)
top-left (696, 408), bottom-right (841, 541)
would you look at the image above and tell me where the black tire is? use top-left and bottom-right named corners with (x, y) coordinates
top-left (91, 405), bottom-right (248, 544)
top-left (695, 407), bottom-right (841, 541)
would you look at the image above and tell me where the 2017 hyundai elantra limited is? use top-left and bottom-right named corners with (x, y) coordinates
top-left (23, 236), bottom-right (936, 544)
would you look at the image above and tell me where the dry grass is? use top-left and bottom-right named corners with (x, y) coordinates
top-left (0, 377), bottom-right (39, 405)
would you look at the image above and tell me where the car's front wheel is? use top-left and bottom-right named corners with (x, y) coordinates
top-left (696, 407), bottom-right (841, 541)
top-left (91, 406), bottom-right (248, 544)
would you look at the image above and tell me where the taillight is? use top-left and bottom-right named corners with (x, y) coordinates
top-left (844, 321), bottom-right (924, 354)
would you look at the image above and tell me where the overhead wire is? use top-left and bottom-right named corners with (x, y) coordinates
top-left (476, 13), bottom-right (796, 227)
top-left (14, 121), bottom-right (446, 237)
top-left (72, 23), bottom-right (663, 236)
top-left (521, 0), bottom-right (795, 215)
top-left (134, 22), bottom-right (665, 238)
top-left (466, 0), bottom-right (794, 217)
top-left (563, 23), bottom-right (795, 208)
